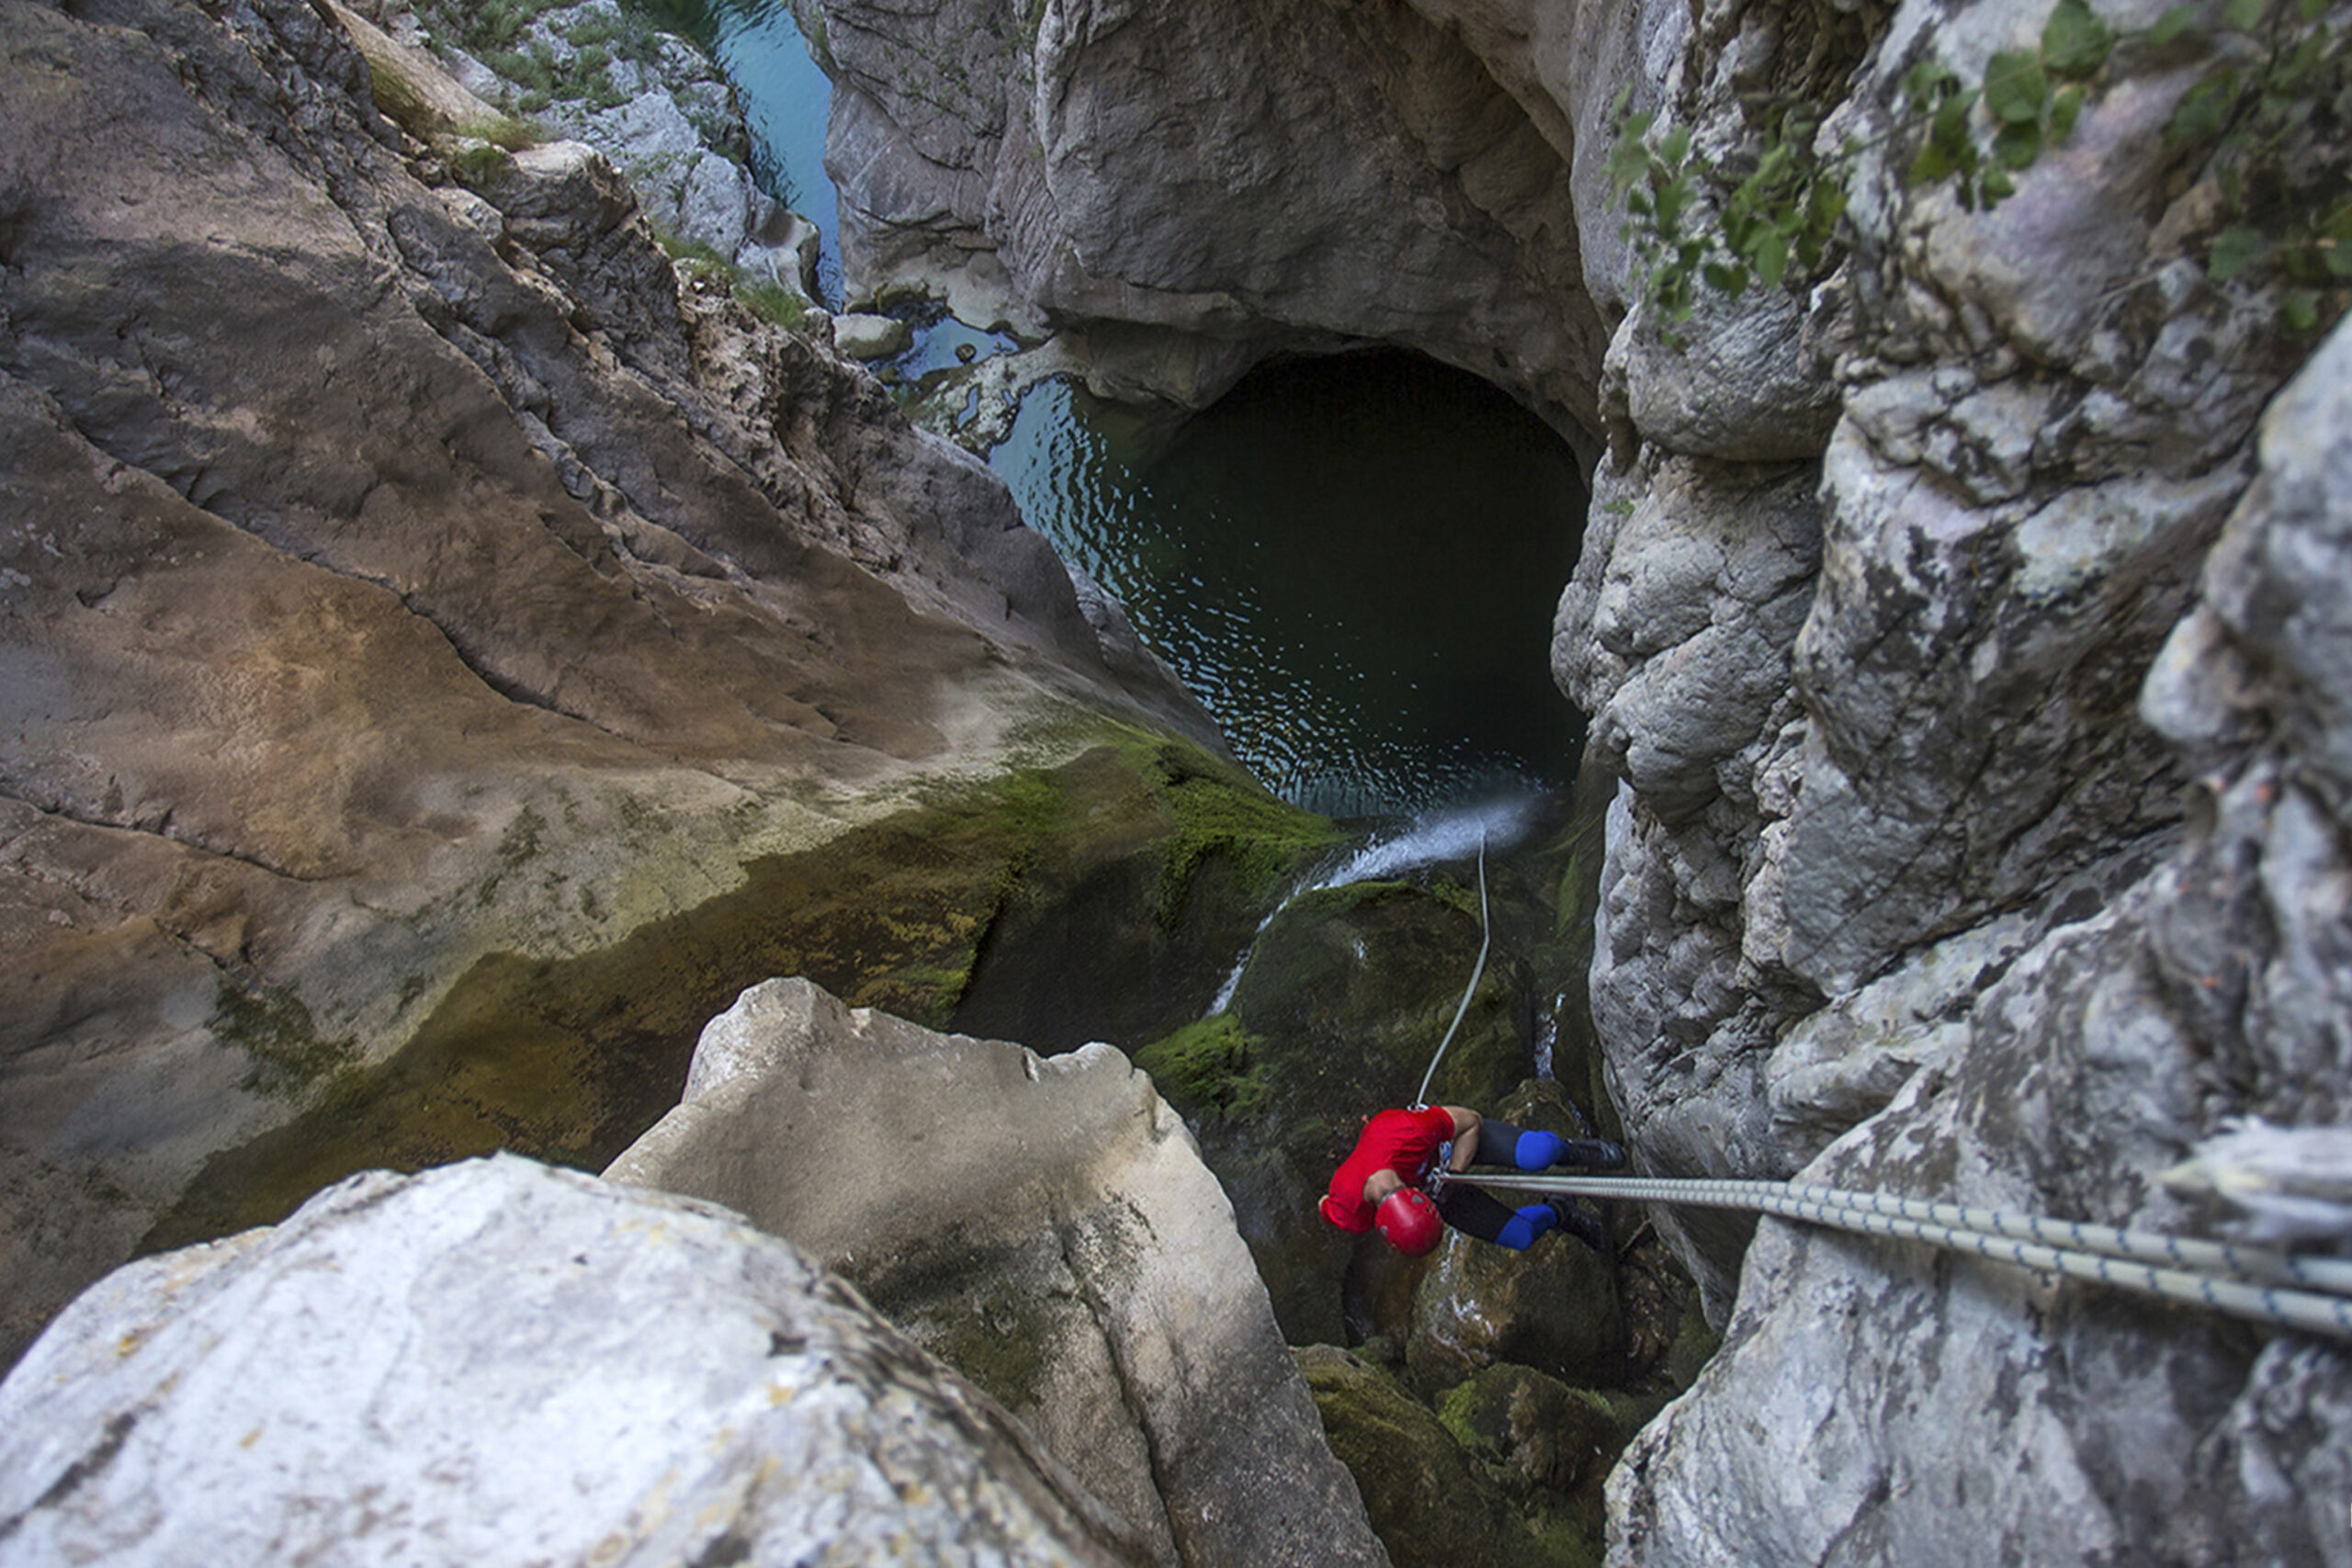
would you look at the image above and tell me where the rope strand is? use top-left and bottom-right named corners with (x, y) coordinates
top-left (1450, 1171), bottom-right (2352, 1339)
top-left (1411, 834), bottom-right (1488, 1111)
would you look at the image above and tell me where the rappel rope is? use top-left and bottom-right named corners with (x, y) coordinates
top-left (1446, 1170), bottom-right (2352, 1339)
top-left (1401, 838), bottom-right (2350, 1339)
top-left (1409, 833), bottom-right (1489, 1113)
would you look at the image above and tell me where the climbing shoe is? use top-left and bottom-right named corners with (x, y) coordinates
top-left (1561, 1138), bottom-right (1627, 1169)
top-left (1548, 1199), bottom-right (1609, 1252)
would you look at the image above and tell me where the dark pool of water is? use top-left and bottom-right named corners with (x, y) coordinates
top-left (627, 3), bottom-right (1590, 817)
top-left (993, 354), bottom-right (1589, 818)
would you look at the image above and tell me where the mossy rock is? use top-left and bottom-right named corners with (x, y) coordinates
top-left (144, 737), bottom-right (1321, 1251)
top-left (1407, 1201), bottom-right (1625, 1396)
top-left (1295, 1345), bottom-right (1599, 1568)
top-left (1436, 1363), bottom-right (1625, 1499)
top-left (1141, 876), bottom-right (1536, 1344)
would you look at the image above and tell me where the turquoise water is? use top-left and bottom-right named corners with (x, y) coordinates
top-left (992, 355), bottom-right (1588, 818)
top-left (638, 0), bottom-right (841, 302)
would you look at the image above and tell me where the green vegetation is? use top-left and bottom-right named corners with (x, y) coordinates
top-left (416, 0), bottom-right (666, 116)
top-left (1613, 0), bottom-right (2349, 331)
top-left (211, 981), bottom-right (360, 1100)
top-left (654, 228), bottom-right (817, 333)
top-left (1097, 730), bottom-right (1342, 930)
top-left (1133, 1015), bottom-right (1271, 1123)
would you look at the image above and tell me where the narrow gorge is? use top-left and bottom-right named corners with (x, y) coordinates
top-left (2, 0), bottom-right (2347, 1565)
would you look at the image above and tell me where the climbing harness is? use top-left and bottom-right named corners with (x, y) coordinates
top-left (1445, 1170), bottom-right (2352, 1340)
top-left (1409, 833), bottom-right (1489, 1112)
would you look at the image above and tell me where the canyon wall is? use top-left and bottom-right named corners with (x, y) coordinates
top-left (811, 0), bottom-right (2352, 1562)
top-left (789, 0), bottom-right (1674, 461)
top-left (0, 0), bottom-right (1214, 1371)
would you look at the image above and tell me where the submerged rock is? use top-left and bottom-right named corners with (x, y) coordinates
top-left (605, 976), bottom-right (1387, 1568)
top-left (0, 1156), bottom-right (1148, 1567)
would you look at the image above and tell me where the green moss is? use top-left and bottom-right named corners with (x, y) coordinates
top-left (1666, 1304), bottom-right (1721, 1389)
top-left (448, 141), bottom-right (516, 191)
top-left (1134, 1015), bottom-right (1270, 1123)
top-left (1094, 730), bottom-right (1340, 930)
top-left (921, 1285), bottom-right (1050, 1412)
top-left (212, 981), bottom-right (359, 1100)
top-left (735, 279), bottom-right (808, 330)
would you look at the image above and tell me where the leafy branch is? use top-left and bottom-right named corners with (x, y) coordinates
top-left (1612, 0), bottom-right (2349, 331)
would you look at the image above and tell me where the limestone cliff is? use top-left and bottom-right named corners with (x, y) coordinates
top-left (806, 0), bottom-right (2351, 1562)
top-left (788, 0), bottom-right (1655, 460)
top-left (0, 0), bottom-right (1216, 1371)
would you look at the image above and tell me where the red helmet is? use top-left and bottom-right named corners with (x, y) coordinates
top-left (1374, 1188), bottom-right (1442, 1256)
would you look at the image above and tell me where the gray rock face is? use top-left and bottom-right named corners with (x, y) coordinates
top-left (791, 0), bottom-right (1676, 458)
top-left (0, 0), bottom-right (1211, 1373)
top-left (605, 976), bottom-right (1390, 1568)
top-left (0, 1156), bottom-right (1148, 1567)
top-left (1554, 0), bottom-right (2352, 1557)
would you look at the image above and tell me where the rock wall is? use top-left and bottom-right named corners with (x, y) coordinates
top-left (0, 1156), bottom-right (1151, 1566)
top-left (605, 976), bottom-right (1389, 1568)
top-left (1552, 1), bottom-right (2352, 1563)
top-left (0, 0), bottom-right (1213, 1371)
top-left (790, 0), bottom-right (1681, 460)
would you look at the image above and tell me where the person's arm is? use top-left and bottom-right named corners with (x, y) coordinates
top-left (1442, 1107), bottom-right (1482, 1171)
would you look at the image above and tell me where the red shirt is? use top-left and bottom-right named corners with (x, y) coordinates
top-left (1320, 1106), bottom-right (1454, 1232)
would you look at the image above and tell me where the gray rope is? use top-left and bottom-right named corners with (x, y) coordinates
top-left (1451, 1171), bottom-right (2352, 1340)
top-left (1411, 834), bottom-right (1488, 1111)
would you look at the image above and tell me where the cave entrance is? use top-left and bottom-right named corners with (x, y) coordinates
top-left (991, 350), bottom-right (1590, 820)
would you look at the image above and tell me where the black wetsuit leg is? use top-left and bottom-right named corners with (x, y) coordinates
top-left (1436, 1181), bottom-right (1520, 1244)
top-left (1473, 1119), bottom-right (1531, 1167)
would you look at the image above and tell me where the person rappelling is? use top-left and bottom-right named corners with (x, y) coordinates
top-left (1313, 833), bottom-right (1627, 1257)
top-left (1318, 1103), bottom-right (1625, 1256)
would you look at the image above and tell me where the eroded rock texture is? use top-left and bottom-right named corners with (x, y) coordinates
top-left (1553, 0), bottom-right (2352, 1562)
top-left (791, 0), bottom-right (1690, 459)
top-left (0, 0), bottom-right (1206, 1371)
top-left (0, 1156), bottom-right (1151, 1567)
top-left (605, 976), bottom-right (1389, 1568)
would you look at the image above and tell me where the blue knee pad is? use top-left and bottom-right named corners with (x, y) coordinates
top-left (1514, 1130), bottom-right (1567, 1171)
top-left (1492, 1202), bottom-right (1560, 1251)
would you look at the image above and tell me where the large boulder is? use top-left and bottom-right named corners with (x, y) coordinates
top-left (604, 976), bottom-right (1388, 1568)
top-left (0, 1156), bottom-right (1148, 1567)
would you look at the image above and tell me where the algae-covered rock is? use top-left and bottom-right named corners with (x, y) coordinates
top-left (1148, 877), bottom-right (1533, 1345)
top-left (1296, 1344), bottom-right (1599, 1568)
top-left (1438, 1362), bottom-right (1623, 1498)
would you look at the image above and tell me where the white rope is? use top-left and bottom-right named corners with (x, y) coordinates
top-left (1451, 1171), bottom-right (2352, 1340)
top-left (1410, 834), bottom-right (1488, 1111)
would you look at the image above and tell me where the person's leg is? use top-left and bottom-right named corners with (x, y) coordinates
top-left (1438, 1184), bottom-right (1558, 1250)
top-left (1475, 1119), bottom-right (1625, 1171)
